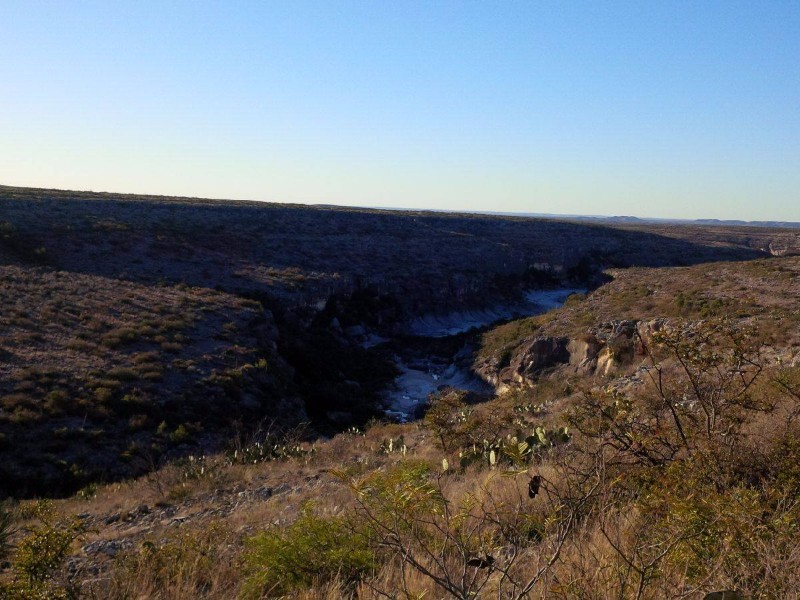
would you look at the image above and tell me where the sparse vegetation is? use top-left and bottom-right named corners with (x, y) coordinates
top-left (242, 506), bottom-right (376, 597)
top-left (0, 264), bottom-right (295, 496)
top-left (2, 185), bottom-right (800, 597)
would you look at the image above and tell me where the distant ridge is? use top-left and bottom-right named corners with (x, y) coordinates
top-left (3, 183), bottom-right (798, 229)
top-left (562, 214), bottom-right (800, 229)
top-left (367, 205), bottom-right (800, 229)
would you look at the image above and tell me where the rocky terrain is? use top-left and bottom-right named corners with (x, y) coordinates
top-left (2, 185), bottom-right (800, 598)
top-left (3, 185), bottom-right (793, 323)
top-left (474, 258), bottom-right (800, 390)
top-left (3, 185), bottom-right (797, 492)
top-left (3, 185), bottom-right (800, 496)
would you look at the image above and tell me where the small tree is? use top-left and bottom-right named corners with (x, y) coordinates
top-left (0, 501), bottom-right (84, 599)
top-left (336, 459), bottom-right (597, 599)
top-left (569, 319), bottom-right (767, 470)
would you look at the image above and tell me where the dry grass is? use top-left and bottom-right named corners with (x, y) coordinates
top-left (3, 361), bottom-right (799, 598)
top-left (0, 265), bottom-right (295, 497)
top-left (2, 185), bottom-right (800, 597)
top-left (476, 257), bottom-right (800, 389)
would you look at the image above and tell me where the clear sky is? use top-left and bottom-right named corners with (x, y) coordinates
top-left (1, 1), bottom-right (798, 220)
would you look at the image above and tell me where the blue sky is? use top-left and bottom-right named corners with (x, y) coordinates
top-left (1, 1), bottom-right (798, 220)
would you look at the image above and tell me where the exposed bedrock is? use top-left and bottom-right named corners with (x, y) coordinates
top-left (476, 318), bottom-right (668, 389)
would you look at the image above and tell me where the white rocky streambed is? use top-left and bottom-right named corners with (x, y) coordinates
top-left (383, 288), bottom-right (584, 421)
top-left (405, 289), bottom-right (584, 337)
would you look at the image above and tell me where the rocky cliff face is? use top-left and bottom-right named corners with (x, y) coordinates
top-left (475, 318), bottom-right (668, 390)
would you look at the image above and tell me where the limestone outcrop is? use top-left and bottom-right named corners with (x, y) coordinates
top-left (476, 318), bottom-right (669, 389)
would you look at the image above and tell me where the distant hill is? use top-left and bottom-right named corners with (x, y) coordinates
top-left (1, 183), bottom-right (799, 495)
top-left (425, 209), bottom-right (800, 229)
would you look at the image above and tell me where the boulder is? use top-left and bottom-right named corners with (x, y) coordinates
top-left (567, 335), bottom-right (604, 372)
top-left (83, 539), bottom-right (133, 558)
top-left (509, 336), bottom-right (571, 382)
top-left (477, 318), bottom-right (673, 388)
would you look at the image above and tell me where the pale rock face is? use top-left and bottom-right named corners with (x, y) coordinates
top-left (567, 337), bottom-right (603, 372)
top-left (518, 337), bottom-right (571, 375)
top-left (479, 318), bottom-right (673, 388)
top-left (490, 336), bottom-right (572, 386)
top-left (769, 241), bottom-right (789, 256)
top-left (569, 320), bottom-right (638, 377)
top-left (635, 318), bottom-right (667, 354)
top-left (595, 348), bottom-right (616, 377)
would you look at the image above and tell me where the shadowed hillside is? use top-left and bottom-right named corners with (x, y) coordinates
top-left (2, 256), bottom-right (800, 598)
top-left (1, 185), bottom-right (798, 497)
top-left (0, 185), bottom-right (781, 322)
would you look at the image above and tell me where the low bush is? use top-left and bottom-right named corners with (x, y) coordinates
top-left (0, 501), bottom-right (83, 599)
top-left (241, 505), bottom-right (375, 597)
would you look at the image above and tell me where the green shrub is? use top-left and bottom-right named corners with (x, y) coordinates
top-left (76, 483), bottom-right (98, 501)
top-left (43, 390), bottom-right (70, 415)
top-left (424, 389), bottom-right (476, 452)
top-left (170, 424), bottom-right (191, 444)
top-left (131, 351), bottom-right (160, 365)
top-left (128, 414), bottom-right (149, 431)
top-left (242, 506), bottom-right (375, 596)
top-left (161, 341), bottom-right (182, 353)
top-left (101, 327), bottom-right (140, 348)
top-left (137, 366), bottom-right (164, 381)
top-left (93, 386), bottom-right (115, 403)
top-left (1, 393), bottom-right (36, 412)
top-left (0, 502), bottom-right (83, 599)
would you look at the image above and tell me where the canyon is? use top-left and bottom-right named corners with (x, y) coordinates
top-left (2, 184), bottom-right (800, 496)
top-left (3, 186), bottom-right (800, 598)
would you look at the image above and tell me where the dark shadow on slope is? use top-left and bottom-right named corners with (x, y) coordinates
top-left (0, 185), bottom-right (791, 498)
top-left (0, 185), bottom-right (778, 321)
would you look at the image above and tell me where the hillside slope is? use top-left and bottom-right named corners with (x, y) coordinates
top-left (4, 185), bottom-right (796, 495)
top-left (0, 265), bottom-right (300, 497)
top-left (1, 256), bottom-right (799, 598)
top-left (1, 185), bottom-right (785, 322)
top-left (475, 257), bottom-right (800, 389)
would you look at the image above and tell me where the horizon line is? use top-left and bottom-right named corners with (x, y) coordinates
top-left (3, 182), bottom-right (799, 230)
